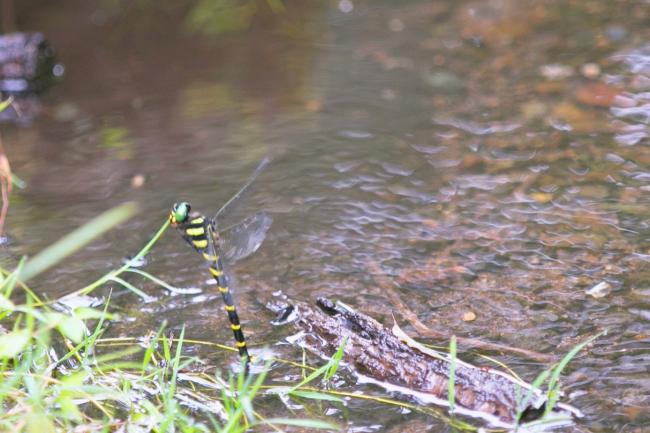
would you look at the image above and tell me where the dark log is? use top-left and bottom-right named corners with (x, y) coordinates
top-left (268, 296), bottom-right (582, 428)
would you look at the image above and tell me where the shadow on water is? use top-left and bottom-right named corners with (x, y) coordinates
top-left (1, 0), bottom-right (649, 431)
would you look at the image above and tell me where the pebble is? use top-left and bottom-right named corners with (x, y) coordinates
top-left (389, 18), bottom-right (404, 32)
top-left (530, 192), bottom-right (553, 203)
top-left (586, 281), bottom-right (611, 298)
top-left (338, 0), bottom-right (353, 13)
top-left (574, 82), bottom-right (621, 107)
top-left (605, 153), bottom-right (625, 164)
top-left (580, 63), bottom-right (601, 79)
top-left (613, 94), bottom-right (637, 108)
top-left (53, 102), bottom-right (80, 122)
top-left (381, 88), bottom-right (397, 101)
top-left (131, 174), bottom-right (146, 189)
top-left (540, 63), bottom-right (573, 80)
top-left (461, 311), bottom-right (476, 322)
top-left (520, 100), bottom-right (547, 120)
top-left (305, 99), bottom-right (322, 112)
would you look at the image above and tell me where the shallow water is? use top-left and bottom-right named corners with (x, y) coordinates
top-left (2, 0), bottom-right (649, 431)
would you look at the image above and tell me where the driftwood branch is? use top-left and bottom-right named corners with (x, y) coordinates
top-left (268, 297), bottom-right (580, 428)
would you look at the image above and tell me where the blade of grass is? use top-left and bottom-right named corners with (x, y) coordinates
top-left (288, 363), bottom-right (330, 393)
top-left (108, 276), bottom-right (154, 302)
top-left (60, 217), bottom-right (170, 301)
top-left (515, 369), bottom-right (551, 427)
top-left (123, 268), bottom-right (185, 294)
top-left (257, 418), bottom-right (339, 430)
top-left (142, 323), bottom-right (167, 374)
top-left (19, 203), bottom-right (138, 282)
top-left (475, 353), bottom-right (523, 382)
top-left (288, 390), bottom-right (344, 403)
top-left (1, 257), bottom-right (25, 300)
top-left (325, 336), bottom-right (347, 380)
top-left (47, 300), bottom-right (114, 372)
top-left (289, 338), bottom-right (348, 393)
top-left (0, 97), bottom-right (13, 112)
top-left (169, 326), bottom-right (185, 398)
top-left (10, 173), bottom-right (26, 189)
top-left (448, 335), bottom-right (457, 413)
top-left (544, 331), bottom-right (603, 416)
top-left (0, 266), bottom-right (46, 307)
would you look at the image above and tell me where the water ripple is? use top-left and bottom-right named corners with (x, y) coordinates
top-left (433, 117), bottom-right (521, 135)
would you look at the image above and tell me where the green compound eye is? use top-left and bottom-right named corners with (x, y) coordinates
top-left (171, 202), bottom-right (191, 224)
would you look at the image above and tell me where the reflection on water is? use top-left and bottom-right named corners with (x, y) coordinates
top-left (2, 0), bottom-right (649, 431)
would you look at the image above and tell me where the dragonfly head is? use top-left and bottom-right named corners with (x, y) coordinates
top-left (170, 202), bottom-right (191, 225)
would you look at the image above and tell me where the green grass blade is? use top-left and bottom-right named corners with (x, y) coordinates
top-left (61, 217), bottom-right (169, 300)
top-left (1, 257), bottom-right (25, 300)
top-left (169, 325), bottom-right (185, 398)
top-left (288, 390), bottom-right (344, 403)
top-left (0, 329), bottom-right (30, 358)
top-left (289, 363), bottom-right (330, 393)
top-left (11, 173), bottom-right (26, 189)
top-left (109, 276), bottom-right (154, 301)
top-left (515, 369), bottom-right (551, 426)
top-left (544, 331), bottom-right (603, 416)
top-left (325, 336), bottom-right (347, 380)
top-left (258, 418), bottom-right (339, 430)
top-left (0, 97), bottom-right (13, 112)
top-left (447, 335), bottom-right (457, 413)
top-left (289, 338), bottom-right (348, 393)
top-left (123, 268), bottom-right (182, 293)
top-left (52, 302), bottom-right (113, 369)
top-left (19, 202), bottom-right (138, 282)
top-left (142, 322), bottom-right (167, 373)
top-left (93, 346), bottom-right (143, 365)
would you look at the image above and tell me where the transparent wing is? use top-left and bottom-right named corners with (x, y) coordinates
top-left (219, 211), bottom-right (272, 264)
top-left (214, 157), bottom-right (271, 220)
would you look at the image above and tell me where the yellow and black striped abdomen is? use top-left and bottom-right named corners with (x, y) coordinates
top-left (209, 257), bottom-right (248, 352)
top-left (175, 214), bottom-right (250, 362)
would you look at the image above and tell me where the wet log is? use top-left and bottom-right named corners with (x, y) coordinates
top-left (268, 297), bottom-right (581, 428)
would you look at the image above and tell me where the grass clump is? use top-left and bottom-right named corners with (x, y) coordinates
top-left (514, 332), bottom-right (603, 430)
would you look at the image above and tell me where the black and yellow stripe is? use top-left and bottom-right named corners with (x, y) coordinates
top-left (174, 213), bottom-right (250, 363)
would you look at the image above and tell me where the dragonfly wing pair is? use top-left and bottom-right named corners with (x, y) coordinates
top-left (172, 209), bottom-right (272, 264)
top-left (219, 211), bottom-right (273, 264)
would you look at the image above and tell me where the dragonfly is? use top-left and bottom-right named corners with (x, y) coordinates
top-left (169, 158), bottom-right (272, 365)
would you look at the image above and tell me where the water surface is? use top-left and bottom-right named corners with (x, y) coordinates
top-left (2, 0), bottom-right (649, 431)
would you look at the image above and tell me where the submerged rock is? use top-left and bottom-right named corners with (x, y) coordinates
top-left (0, 32), bottom-right (60, 94)
top-left (0, 32), bottom-right (62, 123)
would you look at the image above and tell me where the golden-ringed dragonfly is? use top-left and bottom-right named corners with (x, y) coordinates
top-left (169, 158), bottom-right (272, 367)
